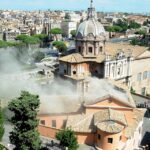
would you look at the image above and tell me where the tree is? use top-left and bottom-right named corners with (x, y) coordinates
top-left (49, 28), bottom-right (63, 41)
top-left (33, 51), bottom-right (45, 62)
top-left (143, 19), bottom-right (150, 26)
top-left (56, 128), bottom-right (78, 150)
top-left (32, 34), bottom-right (48, 42)
top-left (16, 35), bottom-right (40, 45)
top-left (50, 28), bottom-right (63, 35)
top-left (128, 21), bottom-right (141, 29)
top-left (0, 106), bottom-right (4, 150)
top-left (106, 25), bottom-right (122, 33)
top-left (8, 91), bottom-right (41, 150)
top-left (52, 41), bottom-right (67, 52)
top-left (106, 26), bottom-right (115, 32)
top-left (70, 30), bottom-right (76, 38)
top-left (130, 38), bottom-right (140, 45)
top-left (135, 30), bottom-right (146, 36)
top-left (0, 107), bottom-right (4, 141)
top-left (130, 87), bottom-right (136, 94)
top-left (114, 19), bottom-right (128, 32)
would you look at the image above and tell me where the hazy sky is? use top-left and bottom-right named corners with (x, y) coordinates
top-left (0, 0), bottom-right (150, 13)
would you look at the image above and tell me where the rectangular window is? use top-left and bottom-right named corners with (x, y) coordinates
top-left (62, 120), bottom-right (67, 129)
top-left (120, 136), bottom-right (122, 141)
top-left (40, 120), bottom-right (45, 125)
top-left (137, 73), bottom-right (142, 81)
top-left (108, 138), bottom-right (113, 143)
top-left (78, 46), bottom-right (81, 53)
top-left (52, 120), bottom-right (56, 128)
top-left (141, 87), bottom-right (146, 96)
top-left (89, 47), bottom-right (93, 53)
top-left (148, 71), bottom-right (150, 78)
top-left (98, 134), bottom-right (101, 140)
top-left (100, 47), bottom-right (103, 52)
top-left (64, 69), bottom-right (67, 74)
top-left (143, 71), bottom-right (148, 80)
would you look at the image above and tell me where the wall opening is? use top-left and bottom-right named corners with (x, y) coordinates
top-left (89, 47), bottom-right (93, 53)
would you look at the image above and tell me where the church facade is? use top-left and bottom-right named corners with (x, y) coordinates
top-left (59, 0), bottom-right (150, 96)
top-left (59, 0), bottom-right (133, 93)
top-left (38, 1), bottom-right (148, 150)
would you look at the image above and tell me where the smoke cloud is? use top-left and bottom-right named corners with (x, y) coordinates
top-left (0, 47), bottom-right (132, 115)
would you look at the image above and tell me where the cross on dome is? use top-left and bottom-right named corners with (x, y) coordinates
top-left (87, 0), bottom-right (95, 19)
top-left (90, 0), bottom-right (93, 8)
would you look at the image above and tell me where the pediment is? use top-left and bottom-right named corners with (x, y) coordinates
top-left (136, 50), bottom-right (150, 59)
top-left (86, 96), bottom-right (133, 108)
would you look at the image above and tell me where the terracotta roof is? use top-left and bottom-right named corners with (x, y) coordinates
top-left (97, 121), bottom-right (124, 133)
top-left (66, 108), bottom-right (127, 133)
top-left (94, 109), bottom-right (127, 126)
top-left (59, 53), bottom-right (105, 63)
top-left (66, 114), bottom-right (95, 133)
top-left (59, 53), bottom-right (84, 63)
top-left (105, 42), bottom-right (149, 59)
top-left (84, 93), bottom-right (136, 108)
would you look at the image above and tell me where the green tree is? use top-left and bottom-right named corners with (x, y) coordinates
top-left (50, 28), bottom-right (63, 35)
top-left (70, 30), bottom-right (76, 38)
top-left (106, 26), bottom-right (115, 32)
top-left (65, 13), bottom-right (70, 20)
top-left (128, 21), bottom-right (141, 29)
top-left (33, 51), bottom-right (45, 62)
top-left (50, 28), bottom-right (63, 41)
top-left (106, 25), bottom-right (122, 33)
top-left (143, 20), bottom-right (150, 26)
top-left (130, 38), bottom-right (140, 45)
top-left (32, 34), bottom-right (48, 42)
top-left (52, 41), bottom-right (67, 52)
top-left (130, 87), bottom-right (136, 94)
top-left (16, 35), bottom-right (40, 45)
top-left (0, 106), bottom-right (4, 150)
top-left (135, 30), bottom-right (146, 36)
top-left (56, 128), bottom-right (78, 150)
top-left (0, 107), bottom-right (4, 141)
top-left (8, 91), bottom-right (41, 150)
top-left (114, 19), bottom-right (128, 32)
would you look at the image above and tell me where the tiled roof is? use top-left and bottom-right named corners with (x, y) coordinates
top-left (66, 114), bottom-right (95, 133)
top-left (94, 109), bottom-right (127, 125)
top-left (66, 108), bottom-right (127, 133)
top-left (105, 42), bottom-right (149, 59)
top-left (94, 109), bottom-right (127, 133)
top-left (59, 53), bottom-right (105, 63)
top-left (97, 121), bottom-right (124, 133)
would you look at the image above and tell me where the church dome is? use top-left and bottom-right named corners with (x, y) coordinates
top-left (76, 0), bottom-right (106, 38)
top-left (77, 19), bottom-right (106, 37)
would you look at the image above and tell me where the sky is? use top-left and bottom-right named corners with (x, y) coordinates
top-left (0, 0), bottom-right (150, 13)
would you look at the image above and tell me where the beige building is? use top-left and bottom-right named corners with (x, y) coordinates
top-left (38, 79), bottom-right (145, 150)
top-left (58, 0), bottom-right (150, 97)
top-left (61, 21), bottom-right (77, 38)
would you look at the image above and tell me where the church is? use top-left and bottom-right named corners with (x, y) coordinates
top-left (59, 0), bottom-right (150, 96)
top-left (38, 1), bottom-right (148, 150)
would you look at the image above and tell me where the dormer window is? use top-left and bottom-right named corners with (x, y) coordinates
top-left (89, 47), bottom-right (93, 53)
